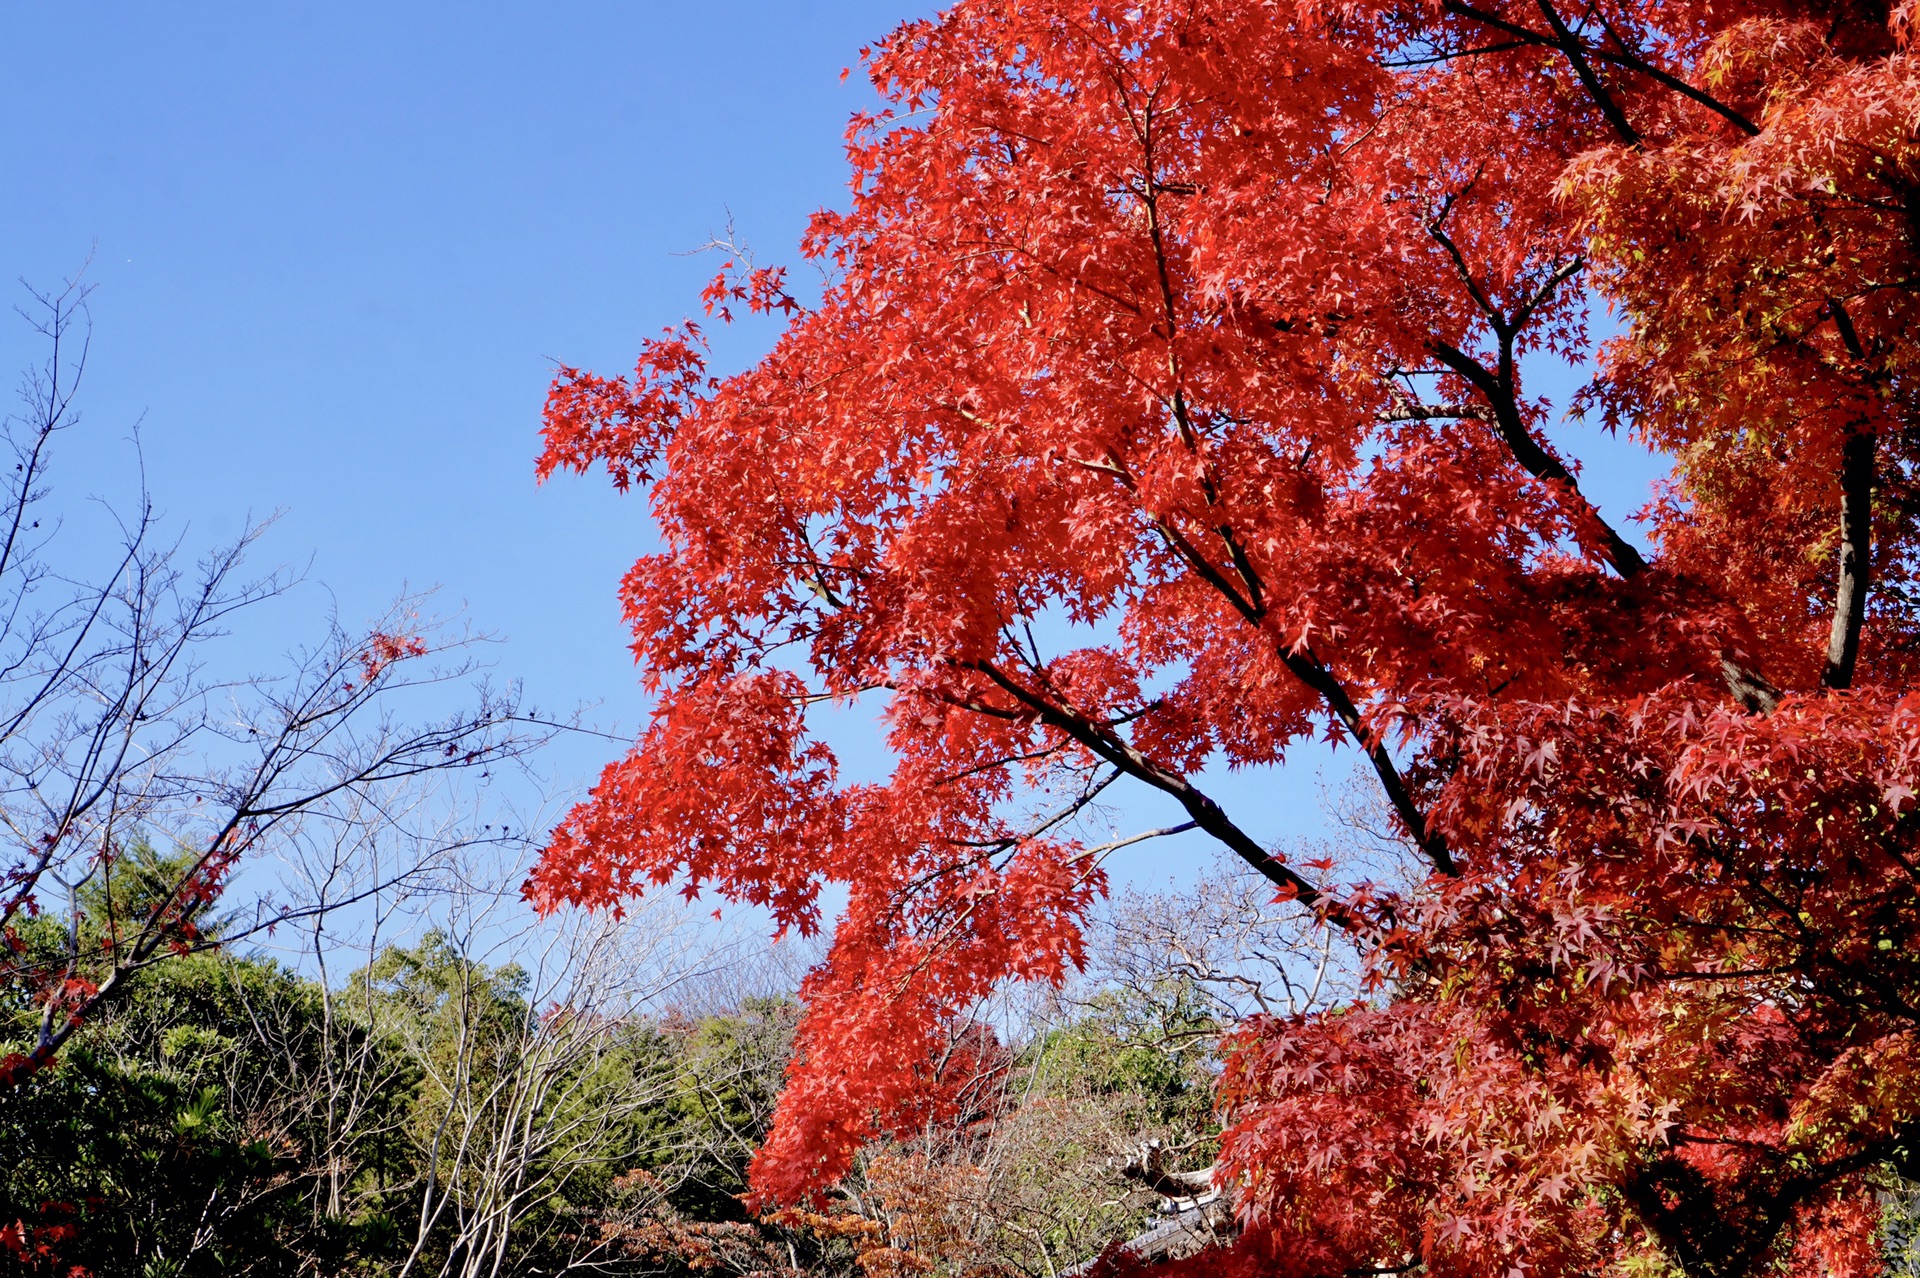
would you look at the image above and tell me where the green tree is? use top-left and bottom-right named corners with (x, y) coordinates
top-left (1, 945), bottom-right (357, 1276)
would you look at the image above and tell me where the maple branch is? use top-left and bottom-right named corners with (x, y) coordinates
top-left (1437, 0), bottom-right (1758, 137)
top-left (1426, 217), bottom-right (1504, 325)
top-left (937, 743), bottom-right (1080, 789)
top-left (955, 766), bottom-right (1124, 854)
top-left (1383, 39), bottom-right (1532, 66)
top-left (1511, 256), bottom-right (1586, 332)
top-left (1140, 192), bottom-right (1454, 875)
top-left (1584, 6), bottom-right (1758, 135)
top-left (1430, 0), bottom-right (1550, 45)
top-left (1080, 822), bottom-right (1200, 860)
top-left (1420, 235), bottom-right (1784, 714)
top-left (1134, 511), bottom-right (1452, 875)
top-left (1418, 242), bottom-right (1640, 575)
top-left (1136, 113), bottom-right (1271, 617)
top-left (1428, 337), bottom-right (1782, 711)
top-left (1714, 659), bottom-right (1781, 714)
top-left (1440, 0), bottom-right (1641, 144)
top-left (1428, 338), bottom-right (1647, 578)
top-left (1694, 825), bottom-right (1920, 1023)
top-left (1116, 115), bottom-right (1454, 881)
top-left (966, 659), bottom-right (1345, 918)
top-left (1822, 302), bottom-right (1878, 691)
top-left (1084, 430), bottom-right (1453, 877)
top-left (1280, 652), bottom-right (1457, 876)
top-left (1379, 402), bottom-right (1486, 423)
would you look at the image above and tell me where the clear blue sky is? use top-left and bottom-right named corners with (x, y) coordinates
top-left (0, 1), bottom-right (911, 788)
top-left (0, 1), bottom-right (1667, 895)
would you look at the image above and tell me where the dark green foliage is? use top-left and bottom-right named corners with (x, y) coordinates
top-left (651, 997), bottom-right (799, 1223)
top-left (1037, 981), bottom-right (1221, 1154)
top-left (0, 952), bottom-right (350, 1276)
top-left (1, 921), bottom-right (804, 1277)
top-left (1, 917), bottom-right (1231, 1277)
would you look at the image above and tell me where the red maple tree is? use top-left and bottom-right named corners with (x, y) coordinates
top-left (530, 0), bottom-right (1920, 1273)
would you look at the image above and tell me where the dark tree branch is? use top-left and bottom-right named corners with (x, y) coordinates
top-left (1437, 0), bottom-right (1758, 141)
top-left (1437, 0), bottom-right (1640, 144)
top-left (1534, 0), bottom-right (1640, 145)
top-left (1823, 303), bottom-right (1878, 689)
top-left (1422, 233), bottom-right (1640, 571)
top-left (1278, 650), bottom-right (1457, 875)
top-left (1135, 510), bottom-right (1454, 876)
top-left (1418, 225), bottom-right (1785, 712)
top-left (1124, 148), bottom-right (1454, 880)
top-left (966, 659), bottom-right (1350, 920)
top-left (1428, 338), bottom-right (1648, 578)
top-left (1511, 256), bottom-right (1587, 332)
top-left (1380, 403), bottom-right (1487, 422)
top-left (1586, 9), bottom-right (1758, 135)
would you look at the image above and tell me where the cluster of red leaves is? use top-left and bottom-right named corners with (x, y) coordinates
top-left (356, 630), bottom-right (428, 685)
top-left (703, 260), bottom-right (804, 324)
top-left (1, 1200), bottom-right (89, 1277)
top-left (592, 1170), bottom-right (811, 1276)
top-left (767, 1154), bottom-right (1007, 1278)
top-left (532, 0), bottom-right (1920, 1272)
top-left (1157, 686), bottom-right (1920, 1278)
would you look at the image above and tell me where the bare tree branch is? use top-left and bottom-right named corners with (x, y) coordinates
top-left (0, 278), bottom-right (546, 1090)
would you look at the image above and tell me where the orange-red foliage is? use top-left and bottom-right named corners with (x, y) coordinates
top-left (531, 0), bottom-right (1920, 1273)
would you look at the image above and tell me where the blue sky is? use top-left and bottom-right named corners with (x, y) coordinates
top-left (0, 1), bottom-right (1668, 899)
top-left (0, 1), bottom-right (909, 790)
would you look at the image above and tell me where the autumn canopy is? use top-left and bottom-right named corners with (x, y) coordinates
top-left (530, 0), bottom-right (1920, 1273)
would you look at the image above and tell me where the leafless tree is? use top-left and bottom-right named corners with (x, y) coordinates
top-left (0, 273), bottom-right (535, 1088)
top-left (345, 846), bottom-right (739, 1278)
top-left (1096, 857), bottom-right (1344, 1028)
top-left (1092, 775), bottom-right (1427, 1032)
top-left (228, 780), bottom-right (517, 1243)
